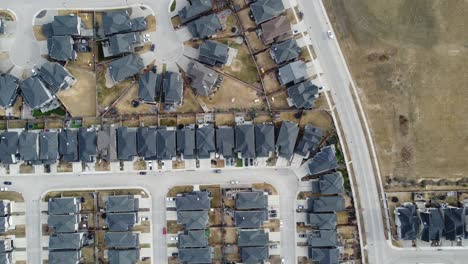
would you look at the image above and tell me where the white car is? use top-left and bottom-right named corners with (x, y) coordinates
top-left (145, 33), bottom-right (151, 38)
top-left (327, 30), bottom-right (334, 39)
top-left (170, 236), bottom-right (178, 241)
top-left (0, 187), bottom-right (7, 191)
top-left (230, 180), bottom-right (239, 185)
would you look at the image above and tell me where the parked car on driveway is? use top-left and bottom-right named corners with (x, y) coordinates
top-left (3, 181), bottom-right (11, 185)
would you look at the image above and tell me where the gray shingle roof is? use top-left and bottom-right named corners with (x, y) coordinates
top-left (420, 208), bottom-right (444, 242)
top-left (137, 127), bottom-right (157, 159)
top-left (48, 214), bottom-right (79, 233)
top-left (97, 124), bottom-right (118, 162)
top-left (236, 191), bottom-right (267, 210)
top-left (196, 125), bottom-right (215, 159)
top-left (237, 229), bottom-right (268, 247)
top-left (311, 172), bottom-right (344, 195)
top-left (59, 129), bottom-right (79, 162)
top-left (240, 246), bottom-right (269, 264)
top-left (107, 32), bottom-right (140, 57)
top-left (216, 126), bottom-right (235, 158)
top-left (108, 249), bottom-right (139, 264)
top-left (18, 131), bottom-right (38, 162)
top-left (187, 14), bottom-right (222, 39)
top-left (177, 127), bottom-right (196, 159)
top-left (48, 197), bottom-right (80, 215)
top-left (236, 124), bottom-right (255, 158)
top-left (276, 121), bottom-right (299, 159)
top-left (106, 213), bottom-right (137, 232)
top-left (178, 0), bottom-right (213, 23)
top-left (47, 36), bottom-right (75, 61)
top-left (0, 132), bottom-right (18, 164)
top-left (48, 250), bottom-right (81, 264)
top-left (187, 61), bottom-right (218, 97)
top-left (270, 38), bottom-right (301, 64)
top-left (308, 248), bottom-right (340, 264)
top-left (0, 216), bottom-right (10, 233)
top-left (307, 196), bottom-right (345, 213)
top-left (102, 11), bottom-right (147, 36)
top-left (117, 127), bottom-right (137, 161)
top-left (307, 213), bottom-right (337, 230)
top-left (105, 232), bottom-right (139, 249)
top-left (108, 54), bottom-right (144, 83)
top-left (234, 210), bottom-right (268, 228)
top-left (295, 125), bottom-right (322, 157)
top-left (179, 230), bottom-right (209, 248)
top-left (255, 124), bottom-right (275, 158)
top-left (199, 40), bottom-right (229, 66)
top-left (278, 60), bottom-right (307, 86)
top-left (395, 203), bottom-right (419, 241)
top-left (178, 247), bottom-right (212, 264)
top-left (105, 195), bottom-right (139, 213)
top-left (156, 128), bottom-right (176, 160)
top-left (250, 0), bottom-right (285, 24)
top-left (287, 80), bottom-right (319, 109)
top-left (177, 210), bottom-right (209, 230)
top-left (175, 191), bottom-right (211, 211)
top-left (307, 230), bottom-right (337, 248)
top-left (78, 128), bottom-right (97, 163)
top-left (38, 131), bottom-right (58, 164)
top-left (50, 15), bottom-right (80, 36)
top-left (49, 233), bottom-right (84, 250)
top-left (0, 73), bottom-right (20, 108)
top-left (21, 76), bottom-right (52, 109)
top-left (0, 201), bottom-right (10, 217)
top-left (138, 71), bottom-right (157, 102)
top-left (163, 71), bottom-right (183, 106)
top-left (40, 62), bottom-right (76, 93)
top-left (304, 146), bottom-right (338, 176)
top-left (443, 207), bottom-right (464, 241)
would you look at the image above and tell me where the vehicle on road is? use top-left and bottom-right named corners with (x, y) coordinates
top-left (150, 44), bottom-right (156, 51)
top-left (162, 227), bottom-right (167, 235)
top-left (138, 172), bottom-right (147, 175)
top-left (3, 181), bottom-right (12, 185)
top-left (230, 180), bottom-right (239, 185)
top-left (214, 169), bottom-right (222, 173)
top-left (327, 30), bottom-right (334, 39)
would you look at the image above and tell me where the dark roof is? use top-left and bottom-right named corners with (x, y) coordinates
top-left (39, 62), bottom-right (76, 93)
top-left (59, 129), bottom-right (79, 162)
top-left (307, 196), bottom-right (345, 213)
top-left (0, 73), bottom-right (20, 108)
top-left (47, 36), bottom-right (75, 61)
top-left (105, 232), bottom-right (139, 249)
top-left (137, 127), bottom-right (157, 159)
top-left (304, 146), bottom-right (338, 175)
top-left (235, 124), bottom-right (255, 158)
top-left (216, 127), bottom-right (235, 158)
top-left (443, 207), bottom-right (464, 241)
top-left (49, 233), bottom-right (84, 250)
top-left (105, 195), bottom-right (139, 213)
top-left (260, 15), bottom-right (291, 44)
top-left (179, 230), bottom-right (209, 248)
top-left (178, 247), bottom-right (212, 264)
top-left (38, 131), bottom-right (58, 164)
top-left (108, 54), bottom-right (144, 83)
top-left (311, 172), bottom-right (344, 194)
top-left (270, 38), bottom-right (301, 64)
top-left (21, 76), bottom-right (52, 109)
top-left (235, 210), bottom-right (268, 228)
top-left (175, 191), bottom-right (211, 211)
top-left (102, 11), bottom-right (147, 36)
top-left (18, 131), bottom-right (38, 162)
top-left (163, 71), bottom-right (183, 106)
top-left (276, 121), bottom-right (299, 159)
top-left (138, 71), bottom-right (157, 102)
top-left (278, 60), bottom-right (308, 86)
top-left (308, 248), bottom-right (340, 264)
top-left (240, 247), bottom-right (269, 264)
top-left (47, 214), bottom-right (79, 233)
top-left (107, 32), bottom-right (140, 57)
top-left (0, 132), bottom-right (18, 164)
top-left (307, 213), bottom-right (337, 230)
top-left (236, 191), bottom-right (267, 210)
top-left (156, 128), bottom-right (176, 160)
top-left (116, 127), bottom-right (137, 161)
top-left (255, 124), bottom-right (275, 158)
top-left (177, 127), bottom-right (196, 159)
top-left (97, 124), bottom-right (119, 162)
top-left (395, 203), bottom-right (420, 240)
top-left (420, 208), bottom-right (444, 242)
top-left (237, 229), bottom-right (268, 247)
top-left (251, 0), bottom-right (285, 24)
top-left (177, 210), bottom-right (209, 230)
top-left (295, 125), bottom-right (322, 156)
top-left (106, 213), bottom-right (137, 232)
top-left (287, 80), bottom-right (319, 109)
top-left (78, 128), bottom-right (97, 163)
top-left (187, 62), bottom-right (218, 97)
top-left (196, 125), bottom-right (215, 159)
top-left (199, 40), bottom-right (229, 66)
top-left (307, 230), bottom-right (337, 248)
top-left (50, 15), bottom-right (80, 36)
top-left (178, 0), bottom-right (213, 23)
top-left (48, 250), bottom-right (81, 264)
top-left (108, 249), bottom-right (140, 264)
top-left (48, 197), bottom-right (80, 215)
top-left (187, 14), bottom-right (222, 39)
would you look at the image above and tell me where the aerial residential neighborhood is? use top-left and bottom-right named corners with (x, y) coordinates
top-left (0, 0), bottom-right (465, 264)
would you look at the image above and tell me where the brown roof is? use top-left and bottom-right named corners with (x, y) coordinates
top-left (260, 15), bottom-right (292, 44)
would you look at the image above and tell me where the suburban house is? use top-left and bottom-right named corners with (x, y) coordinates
top-left (178, 230), bottom-right (209, 248)
top-left (38, 131), bottom-right (59, 164)
top-left (177, 210), bottom-right (209, 230)
top-left (308, 248), bottom-right (340, 264)
top-left (0, 200), bottom-right (12, 218)
top-left (307, 196), bottom-right (345, 213)
top-left (104, 195), bottom-right (139, 213)
top-left (443, 207), bottom-right (464, 241)
top-left (307, 213), bottom-right (337, 230)
top-left (198, 40), bottom-right (229, 67)
top-left (216, 126), bottom-right (235, 159)
top-left (234, 210), bottom-right (268, 228)
top-left (270, 38), bottom-right (301, 65)
top-left (105, 232), bottom-right (139, 249)
top-left (48, 250), bottom-right (81, 264)
top-left (103, 32), bottom-right (142, 57)
top-left (187, 14), bottom-right (222, 39)
top-left (39, 62), bottom-right (77, 93)
top-left (97, 124), bottom-right (119, 162)
top-left (178, 248), bottom-right (212, 264)
top-left (300, 146), bottom-right (338, 176)
top-left (49, 232), bottom-right (85, 251)
top-left (162, 71), bottom-right (183, 111)
top-left (175, 191), bottom-right (211, 211)
top-left (18, 131), bottom-right (38, 163)
top-left (21, 75), bottom-right (55, 112)
top-left (107, 249), bottom-right (140, 264)
top-left (0, 132), bottom-right (19, 164)
top-left (156, 127), bottom-right (177, 162)
top-left (235, 191), bottom-right (268, 210)
top-left (0, 239), bottom-right (13, 264)
top-left (419, 208), bottom-right (444, 242)
top-left (116, 127), bottom-right (138, 161)
top-left (0, 73), bottom-right (20, 109)
top-left (106, 213), bottom-right (138, 232)
top-left (311, 172), bottom-right (344, 195)
top-left (278, 60), bottom-right (308, 86)
top-left (186, 61), bottom-right (219, 97)
top-left (47, 36), bottom-right (76, 61)
top-left (48, 214), bottom-right (80, 233)
top-left (102, 11), bottom-right (147, 36)
top-left (108, 54), bottom-right (144, 84)
top-left (259, 15), bottom-right (291, 45)
top-left (287, 80), bottom-right (320, 109)
top-left (235, 124), bottom-right (256, 159)
top-left (295, 125), bottom-right (322, 159)
top-left (255, 124), bottom-right (275, 159)
top-left (307, 230), bottom-right (338, 248)
top-left (196, 125), bottom-right (216, 159)
top-left (177, 126), bottom-right (196, 160)
top-left (58, 129), bottom-right (79, 162)
top-left (137, 127), bottom-right (157, 160)
top-left (240, 246), bottom-right (269, 264)
top-left (276, 121), bottom-right (299, 160)
top-left (42, 15), bottom-right (82, 37)
top-left (78, 128), bottom-right (97, 163)
top-left (138, 71), bottom-right (157, 102)
top-left (237, 229), bottom-right (269, 263)
top-left (394, 203), bottom-right (420, 241)
top-left (250, 0), bottom-right (285, 25)
top-left (178, 0), bottom-right (213, 24)
top-left (48, 197), bottom-right (81, 215)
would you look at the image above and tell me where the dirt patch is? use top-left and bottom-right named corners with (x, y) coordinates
top-left (167, 185), bottom-right (194, 197)
top-left (268, 90), bottom-right (290, 110)
top-left (215, 113), bottom-right (235, 126)
top-left (96, 64), bottom-right (133, 112)
top-left (263, 72), bottom-right (281, 94)
top-left (237, 9), bottom-right (256, 31)
top-left (299, 110), bottom-right (334, 132)
top-left (0, 10), bottom-right (16, 21)
top-left (19, 164), bottom-right (34, 174)
top-left (0, 191), bottom-right (24, 202)
top-left (177, 114), bottom-right (196, 125)
top-left (254, 113), bottom-right (273, 124)
top-left (221, 40), bottom-right (260, 85)
top-left (325, 0), bottom-right (468, 182)
top-left (255, 50), bottom-right (277, 72)
top-left (33, 25), bottom-right (47, 41)
top-left (177, 88), bottom-right (202, 113)
top-left (245, 31), bottom-right (267, 53)
top-left (57, 67), bottom-right (96, 117)
top-left (145, 15), bottom-right (157, 32)
top-left (67, 52), bottom-right (95, 70)
top-left (114, 85), bottom-right (156, 115)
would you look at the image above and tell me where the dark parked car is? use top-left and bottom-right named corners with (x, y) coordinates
top-left (138, 171), bottom-right (147, 175)
top-left (151, 44), bottom-right (156, 51)
top-left (3, 181), bottom-right (11, 185)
